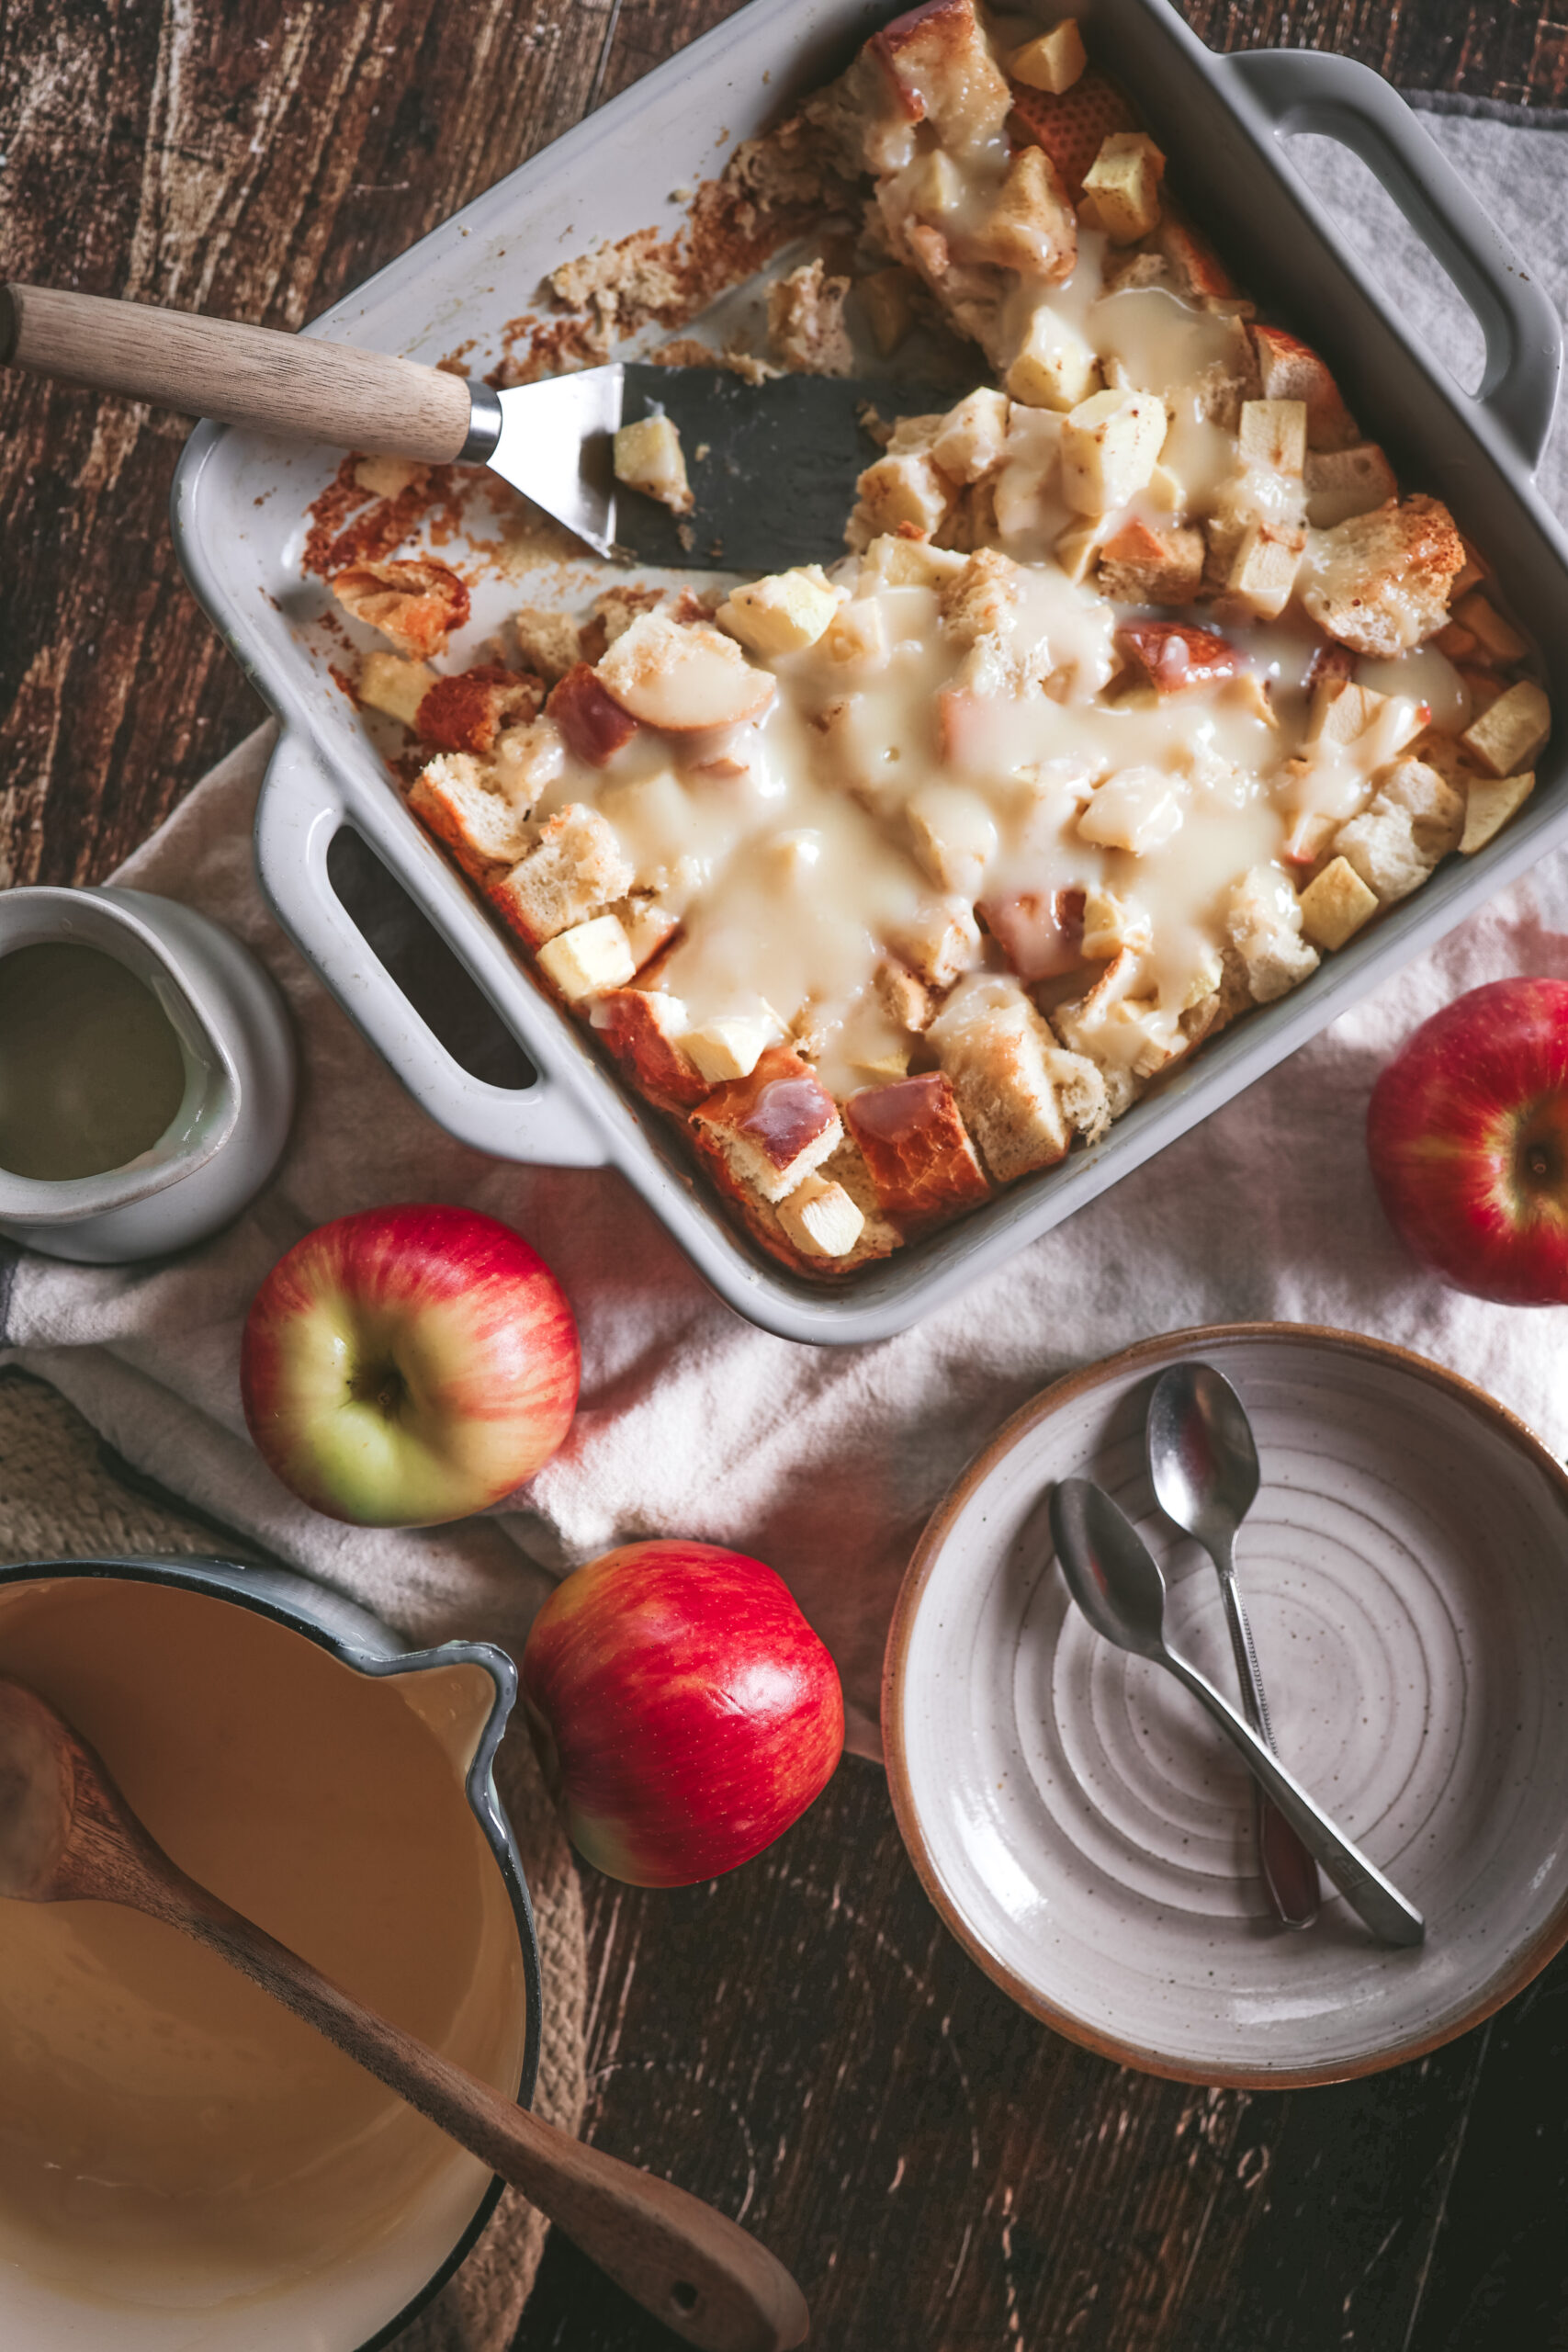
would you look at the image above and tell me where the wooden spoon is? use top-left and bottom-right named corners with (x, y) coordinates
top-left (0, 1676), bottom-right (809, 2352)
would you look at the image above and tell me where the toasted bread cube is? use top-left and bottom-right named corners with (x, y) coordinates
top-left (1009, 20), bottom-right (1087, 93)
top-left (1460, 770), bottom-right (1535, 854)
top-left (1303, 494), bottom-right (1466, 659)
top-left (1061, 388), bottom-right (1168, 515)
top-left (1224, 521), bottom-right (1304, 622)
top-left (716, 565), bottom-right (840, 657)
top-left (874, 956), bottom-right (934, 1033)
top-left (856, 533), bottom-right (969, 591)
top-left (777, 1172), bottom-right (866, 1260)
top-left (693, 1046), bottom-right (842, 1203)
top-left (1081, 130), bottom-right (1165, 243)
top-left (907, 784), bottom-right (998, 896)
top-left (514, 606), bottom-right (582, 684)
top-left (1007, 307), bottom-right (1100, 412)
top-left (682, 1011), bottom-right (785, 1085)
top-left (409, 753), bottom-right (535, 880)
top-left (353, 454), bottom-right (428, 500)
top-left (929, 977), bottom-right (1074, 1182)
top-left (611, 895), bottom-right (680, 970)
top-left (1450, 536), bottom-right (1490, 600)
top-left (972, 144), bottom-right (1077, 278)
top-left (1249, 325), bottom-right (1359, 450)
top-left (873, 0), bottom-right (1012, 150)
top-left (1461, 679), bottom-right (1551, 776)
top-left (414, 664), bottom-right (544, 756)
top-left (547, 663), bottom-right (641, 766)
top-left (536, 913), bottom-right (637, 1002)
top-left (1303, 442), bottom-right (1397, 529)
top-left (332, 558), bottom-right (469, 660)
top-left (767, 258), bottom-right (852, 375)
top-left (1098, 517), bottom-right (1204, 605)
top-left (591, 987), bottom-right (707, 1109)
top-left (1297, 855), bottom-right (1379, 951)
top-left (490, 803), bottom-right (634, 948)
top-left (1041, 1044), bottom-right (1112, 1142)
top-left (941, 548), bottom-right (1023, 646)
top-left (1453, 590), bottom-right (1529, 667)
top-left (890, 896), bottom-right (983, 989)
top-left (1081, 887), bottom-right (1153, 958)
top-left (857, 266), bottom-right (919, 356)
top-left (931, 390), bottom-right (1010, 485)
top-left (845, 1069), bottom-right (989, 1223)
top-left (614, 413), bottom-right (694, 514)
top-left (850, 449), bottom-right (956, 544)
top-left (1117, 620), bottom-right (1238, 695)
top-left (1237, 399), bottom-right (1307, 478)
top-left (1227, 866), bottom-right (1320, 1001)
top-left (360, 652), bottom-right (437, 729)
top-left (1333, 758), bottom-right (1464, 902)
top-left (1051, 952), bottom-right (1181, 1089)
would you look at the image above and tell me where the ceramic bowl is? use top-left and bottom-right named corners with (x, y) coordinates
top-left (883, 1326), bottom-right (1568, 2086)
top-left (0, 1555), bottom-right (537, 2351)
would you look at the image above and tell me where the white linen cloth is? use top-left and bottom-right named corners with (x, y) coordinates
top-left (6, 106), bottom-right (1568, 1760)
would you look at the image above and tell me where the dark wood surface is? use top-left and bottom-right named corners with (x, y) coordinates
top-left (4, 4), bottom-right (1568, 2348)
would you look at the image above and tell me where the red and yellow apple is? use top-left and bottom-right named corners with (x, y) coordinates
top-left (1367, 977), bottom-right (1568, 1304)
top-left (241, 1204), bottom-right (580, 1524)
top-left (522, 1539), bottom-right (844, 1887)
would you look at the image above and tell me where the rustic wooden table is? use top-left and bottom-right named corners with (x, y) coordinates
top-left (5, 4), bottom-right (1568, 2346)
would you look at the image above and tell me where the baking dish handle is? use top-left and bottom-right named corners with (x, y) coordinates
top-left (1221, 49), bottom-right (1562, 474)
top-left (255, 729), bottom-right (608, 1168)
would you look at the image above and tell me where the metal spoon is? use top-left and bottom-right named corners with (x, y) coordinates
top-left (1146, 1362), bottom-right (1321, 1929)
top-left (1048, 1480), bottom-right (1424, 1948)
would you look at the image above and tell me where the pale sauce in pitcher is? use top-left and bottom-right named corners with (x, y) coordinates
top-left (0, 942), bottom-right (187, 1180)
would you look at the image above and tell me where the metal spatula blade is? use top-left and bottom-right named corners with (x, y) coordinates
top-left (478, 362), bottom-right (956, 571)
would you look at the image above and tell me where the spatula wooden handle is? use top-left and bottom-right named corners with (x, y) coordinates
top-left (0, 282), bottom-right (475, 459)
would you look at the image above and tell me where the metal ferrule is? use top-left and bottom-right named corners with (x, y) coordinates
top-left (457, 381), bottom-right (504, 464)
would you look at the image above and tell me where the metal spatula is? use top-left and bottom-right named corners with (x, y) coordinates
top-left (1, 283), bottom-right (948, 571)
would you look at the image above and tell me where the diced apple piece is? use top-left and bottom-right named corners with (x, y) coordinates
top-left (777, 1172), bottom-right (866, 1260)
top-left (1224, 522), bottom-right (1304, 623)
top-left (360, 651), bottom-right (437, 729)
top-left (971, 144), bottom-right (1077, 278)
top-left (716, 566), bottom-right (840, 657)
top-left (1460, 770), bottom-right (1534, 853)
top-left (1009, 19), bottom-right (1087, 93)
top-left (1060, 389), bottom-right (1168, 515)
top-left (547, 662), bottom-right (641, 767)
top-left (1081, 130), bottom-right (1165, 243)
top-left (1461, 679), bottom-right (1551, 776)
top-left (614, 413), bottom-right (694, 514)
top-left (1298, 855), bottom-right (1379, 951)
top-left (1281, 809), bottom-right (1337, 869)
top-left (907, 783), bottom-right (998, 896)
top-left (931, 389), bottom-right (1010, 484)
top-left (1249, 325), bottom-right (1359, 451)
top-left (1007, 308), bottom-right (1100, 412)
top-left (824, 597), bottom-right (890, 671)
top-left (682, 1011), bottom-right (786, 1085)
top-left (537, 913), bottom-right (637, 1002)
top-left (597, 611), bottom-right (775, 732)
top-left (1237, 398), bottom-right (1306, 478)
top-left (857, 533), bottom-right (967, 590)
top-left (1077, 764), bottom-right (1183, 854)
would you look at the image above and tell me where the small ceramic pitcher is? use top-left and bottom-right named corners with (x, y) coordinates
top-left (0, 886), bottom-right (296, 1262)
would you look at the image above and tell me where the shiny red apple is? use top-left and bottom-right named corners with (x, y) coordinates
top-left (241, 1204), bottom-right (580, 1525)
top-left (1367, 977), bottom-right (1568, 1304)
top-left (521, 1539), bottom-right (844, 1887)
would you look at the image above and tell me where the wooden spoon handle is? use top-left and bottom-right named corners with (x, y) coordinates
top-left (0, 282), bottom-right (474, 459)
top-left (168, 1886), bottom-right (808, 2352)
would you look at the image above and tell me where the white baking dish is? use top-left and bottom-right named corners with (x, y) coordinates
top-left (171, 0), bottom-right (1566, 1345)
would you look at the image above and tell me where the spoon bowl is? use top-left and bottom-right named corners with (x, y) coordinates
top-left (1146, 1362), bottom-right (1260, 1554)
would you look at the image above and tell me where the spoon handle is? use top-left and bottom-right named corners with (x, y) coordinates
top-left (1158, 1647), bottom-right (1425, 1949)
top-left (1209, 1537), bottom-right (1321, 1930)
top-left (150, 1877), bottom-right (808, 2352)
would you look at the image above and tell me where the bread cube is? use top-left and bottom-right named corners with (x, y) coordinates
top-left (693, 1046), bottom-right (842, 1204)
top-left (972, 144), bottom-right (1077, 278)
top-left (1303, 443), bottom-right (1397, 529)
top-left (1460, 770), bottom-right (1534, 853)
top-left (1226, 866), bottom-right (1320, 1002)
top-left (907, 784), bottom-right (998, 896)
top-left (359, 651), bottom-right (437, 729)
top-left (490, 803), bottom-right (634, 948)
top-left (1009, 19), bottom-right (1087, 93)
top-left (409, 753), bottom-right (535, 880)
top-left (514, 606), bottom-right (582, 684)
top-left (1452, 589), bottom-right (1529, 667)
top-left (1077, 763), bottom-right (1183, 854)
top-left (592, 583), bottom-right (666, 649)
top-left (1081, 130), bottom-right (1166, 243)
top-left (874, 956), bottom-right (934, 1033)
top-left (873, 0), bottom-right (1012, 152)
top-left (1461, 679), bottom-right (1551, 776)
top-left (941, 548), bottom-right (1023, 646)
top-left (1061, 389), bottom-right (1168, 515)
top-left (931, 390), bottom-right (1011, 485)
top-left (1223, 522), bottom-right (1304, 623)
top-left (823, 597), bottom-right (891, 672)
top-left (845, 1070), bottom-right (989, 1224)
top-left (856, 266), bottom-right (919, 356)
top-left (591, 986), bottom-right (708, 1109)
top-left (1116, 620), bottom-right (1239, 694)
top-left (777, 1172), bottom-right (866, 1260)
top-left (717, 565), bottom-right (840, 657)
top-left (1157, 216), bottom-right (1238, 303)
top-left (1332, 758), bottom-right (1465, 903)
top-left (1248, 325), bottom-right (1359, 450)
top-left (332, 558), bottom-right (469, 659)
top-left (1081, 887), bottom-right (1153, 958)
top-left (353, 454), bottom-right (429, 501)
top-left (1297, 855), bottom-right (1379, 951)
top-left (547, 663), bottom-right (641, 766)
top-left (611, 895), bottom-right (680, 970)
top-left (856, 532), bottom-right (968, 590)
top-left (491, 715), bottom-right (567, 810)
top-left (850, 448), bottom-right (956, 544)
top-left (597, 611), bottom-right (775, 732)
top-left (1098, 518), bottom-right (1204, 605)
top-left (682, 1011), bottom-right (785, 1085)
top-left (1303, 494), bottom-right (1466, 659)
top-left (614, 413), bottom-right (694, 514)
top-left (890, 897), bottom-right (983, 988)
top-left (1237, 399), bottom-right (1307, 478)
top-left (1050, 952), bottom-right (1179, 1091)
top-left (414, 664), bottom-right (545, 756)
top-left (767, 258), bottom-right (852, 374)
top-left (929, 976), bottom-right (1083, 1182)
top-left (1007, 307), bottom-right (1100, 411)
top-left (537, 913), bottom-right (637, 1002)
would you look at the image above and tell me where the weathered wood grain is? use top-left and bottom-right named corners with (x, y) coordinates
top-left (5, 5), bottom-right (1568, 2351)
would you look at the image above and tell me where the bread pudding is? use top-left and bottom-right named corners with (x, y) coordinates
top-left (334, 0), bottom-right (1548, 1280)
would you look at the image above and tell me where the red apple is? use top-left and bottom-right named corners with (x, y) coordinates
top-left (1367, 977), bottom-right (1568, 1304)
top-left (522, 1540), bottom-right (844, 1886)
top-left (241, 1204), bottom-right (580, 1525)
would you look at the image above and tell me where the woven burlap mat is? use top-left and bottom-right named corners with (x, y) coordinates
top-left (0, 1365), bottom-right (586, 2350)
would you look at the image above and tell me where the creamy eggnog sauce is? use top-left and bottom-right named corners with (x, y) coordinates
top-left (0, 1578), bottom-right (524, 2312)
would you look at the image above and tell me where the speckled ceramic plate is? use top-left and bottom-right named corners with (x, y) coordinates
top-left (884, 1326), bottom-right (1568, 2086)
